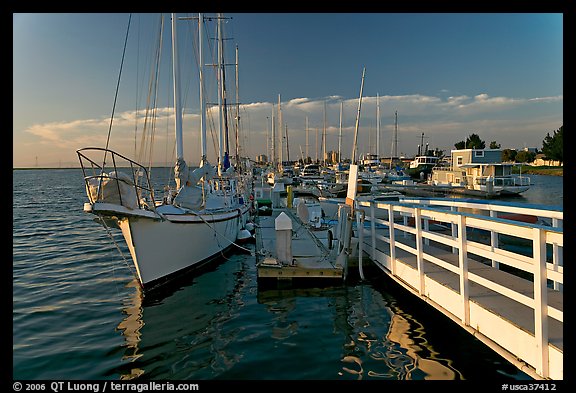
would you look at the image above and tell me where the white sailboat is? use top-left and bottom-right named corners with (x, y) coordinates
top-left (77, 13), bottom-right (252, 290)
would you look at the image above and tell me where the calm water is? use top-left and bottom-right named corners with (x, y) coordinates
top-left (12, 170), bottom-right (562, 381)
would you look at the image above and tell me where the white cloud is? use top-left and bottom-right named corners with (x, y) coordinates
top-left (14, 92), bottom-right (563, 167)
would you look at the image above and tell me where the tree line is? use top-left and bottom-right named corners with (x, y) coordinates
top-left (422, 126), bottom-right (563, 164)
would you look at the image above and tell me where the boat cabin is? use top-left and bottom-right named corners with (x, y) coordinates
top-left (300, 164), bottom-right (322, 178)
top-left (430, 148), bottom-right (530, 195)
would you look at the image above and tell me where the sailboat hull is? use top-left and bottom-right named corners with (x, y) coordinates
top-left (118, 206), bottom-right (250, 288)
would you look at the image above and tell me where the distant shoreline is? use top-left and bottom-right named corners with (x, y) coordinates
top-left (12, 166), bottom-right (172, 171)
top-left (13, 167), bottom-right (82, 170)
top-left (513, 165), bottom-right (563, 176)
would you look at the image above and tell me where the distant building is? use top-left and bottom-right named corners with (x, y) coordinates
top-left (531, 154), bottom-right (562, 167)
top-left (330, 151), bottom-right (339, 164)
top-left (256, 154), bottom-right (268, 164)
top-left (380, 156), bottom-right (404, 168)
top-left (522, 147), bottom-right (538, 154)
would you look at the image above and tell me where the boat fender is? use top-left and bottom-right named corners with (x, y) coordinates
top-left (327, 229), bottom-right (333, 249)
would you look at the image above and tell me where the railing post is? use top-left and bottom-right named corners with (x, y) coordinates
top-left (457, 214), bottom-right (470, 326)
top-left (451, 206), bottom-right (458, 254)
top-left (490, 209), bottom-right (499, 269)
top-left (414, 208), bottom-right (425, 294)
top-left (403, 214), bottom-right (408, 238)
top-left (552, 218), bottom-right (563, 291)
top-left (388, 204), bottom-right (396, 275)
top-left (357, 210), bottom-right (365, 280)
top-left (533, 227), bottom-right (549, 379)
top-left (423, 213), bottom-right (430, 246)
top-left (336, 205), bottom-right (345, 253)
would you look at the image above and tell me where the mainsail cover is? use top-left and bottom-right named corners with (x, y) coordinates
top-left (173, 158), bottom-right (217, 210)
top-left (86, 171), bottom-right (139, 209)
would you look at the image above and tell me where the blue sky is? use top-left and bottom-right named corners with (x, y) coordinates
top-left (13, 12), bottom-right (563, 167)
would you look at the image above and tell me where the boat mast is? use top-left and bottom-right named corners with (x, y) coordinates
top-left (222, 40), bottom-right (230, 163)
top-left (266, 115), bottom-right (270, 162)
top-left (171, 13), bottom-right (184, 161)
top-left (338, 101), bottom-right (343, 162)
top-left (316, 127), bottom-right (319, 163)
top-left (198, 13), bottom-right (207, 166)
top-left (217, 14), bottom-right (224, 174)
top-left (390, 110), bottom-right (398, 168)
top-left (235, 45), bottom-right (240, 167)
top-left (278, 94), bottom-right (283, 171)
top-left (271, 104), bottom-right (276, 167)
top-left (376, 93), bottom-right (380, 160)
top-left (285, 124), bottom-right (290, 163)
top-left (323, 100), bottom-right (327, 166)
top-left (351, 67), bottom-right (366, 164)
top-left (305, 116), bottom-right (309, 163)
top-left (216, 13), bottom-right (233, 173)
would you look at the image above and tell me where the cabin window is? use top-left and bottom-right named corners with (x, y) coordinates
top-left (474, 150), bottom-right (485, 157)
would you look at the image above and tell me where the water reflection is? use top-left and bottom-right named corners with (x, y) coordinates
top-left (115, 279), bottom-right (145, 379)
top-left (257, 283), bottom-right (461, 380)
top-left (340, 285), bottom-right (460, 380)
top-left (384, 309), bottom-right (461, 380)
top-left (114, 253), bottom-right (509, 380)
top-left (114, 254), bottom-right (251, 380)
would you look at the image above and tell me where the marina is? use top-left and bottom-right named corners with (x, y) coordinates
top-left (13, 12), bottom-right (563, 384)
top-left (12, 169), bottom-right (562, 381)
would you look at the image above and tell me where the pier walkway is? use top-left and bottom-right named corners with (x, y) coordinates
top-left (346, 197), bottom-right (563, 380)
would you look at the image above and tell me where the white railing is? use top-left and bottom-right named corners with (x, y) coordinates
top-left (475, 175), bottom-right (531, 187)
top-left (355, 197), bottom-right (563, 379)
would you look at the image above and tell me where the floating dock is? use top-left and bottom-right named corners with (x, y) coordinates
top-left (254, 201), bottom-right (344, 285)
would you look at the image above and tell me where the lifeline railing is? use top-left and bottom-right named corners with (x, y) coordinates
top-left (77, 147), bottom-right (157, 210)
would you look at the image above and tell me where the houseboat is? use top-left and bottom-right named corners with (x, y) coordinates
top-left (430, 148), bottom-right (531, 196)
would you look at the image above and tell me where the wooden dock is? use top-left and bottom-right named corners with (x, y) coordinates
top-left (255, 206), bottom-right (344, 285)
top-left (351, 197), bottom-right (563, 380)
